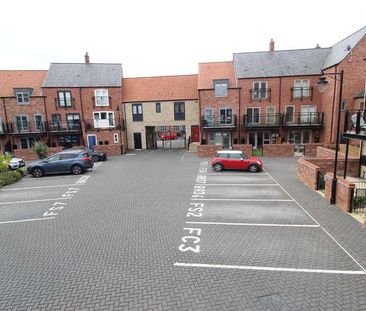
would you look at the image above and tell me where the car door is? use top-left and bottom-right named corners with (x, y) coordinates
top-left (229, 153), bottom-right (249, 170)
top-left (44, 154), bottom-right (61, 173)
top-left (59, 153), bottom-right (77, 172)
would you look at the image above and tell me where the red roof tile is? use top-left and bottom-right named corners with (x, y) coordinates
top-left (122, 74), bottom-right (198, 102)
top-left (0, 70), bottom-right (47, 97)
top-left (198, 61), bottom-right (237, 89)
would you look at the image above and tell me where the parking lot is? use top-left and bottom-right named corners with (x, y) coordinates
top-left (1, 150), bottom-right (366, 310)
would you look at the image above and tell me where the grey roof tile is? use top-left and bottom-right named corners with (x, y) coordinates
top-left (323, 26), bottom-right (366, 69)
top-left (233, 48), bottom-right (331, 79)
top-left (42, 63), bottom-right (123, 87)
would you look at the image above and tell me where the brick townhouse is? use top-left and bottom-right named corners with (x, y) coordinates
top-left (0, 70), bottom-right (48, 154)
top-left (42, 56), bottom-right (125, 155)
top-left (122, 75), bottom-right (199, 150)
top-left (198, 61), bottom-right (240, 149)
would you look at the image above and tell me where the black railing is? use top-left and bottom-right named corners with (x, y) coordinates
top-left (343, 110), bottom-right (366, 136)
top-left (250, 88), bottom-right (271, 102)
top-left (48, 121), bottom-right (82, 133)
top-left (7, 121), bottom-right (47, 134)
top-left (317, 171), bottom-right (326, 191)
top-left (351, 184), bottom-right (366, 213)
top-left (243, 113), bottom-right (281, 129)
top-left (201, 114), bottom-right (237, 129)
top-left (291, 87), bottom-right (313, 101)
top-left (0, 122), bottom-right (6, 135)
top-left (282, 112), bottom-right (324, 127)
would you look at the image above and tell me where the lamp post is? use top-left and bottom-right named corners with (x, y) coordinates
top-left (316, 70), bottom-right (344, 204)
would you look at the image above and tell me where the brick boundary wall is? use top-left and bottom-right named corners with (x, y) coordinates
top-left (324, 173), bottom-right (355, 213)
top-left (14, 147), bottom-right (63, 161)
top-left (304, 143), bottom-right (323, 157)
top-left (232, 144), bottom-right (253, 156)
top-left (263, 144), bottom-right (294, 157)
top-left (297, 158), bottom-right (320, 190)
top-left (316, 146), bottom-right (359, 159)
top-left (197, 145), bottom-right (223, 157)
top-left (95, 144), bottom-right (123, 156)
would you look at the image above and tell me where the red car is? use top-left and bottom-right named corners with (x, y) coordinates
top-left (211, 150), bottom-right (263, 173)
top-left (160, 133), bottom-right (177, 140)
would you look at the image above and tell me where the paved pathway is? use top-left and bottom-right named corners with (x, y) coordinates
top-left (0, 151), bottom-right (365, 310)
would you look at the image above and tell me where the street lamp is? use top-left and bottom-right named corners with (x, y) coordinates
top-left (316, 70), bottom-right (344, 204)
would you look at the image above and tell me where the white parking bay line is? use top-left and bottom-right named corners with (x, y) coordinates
top-left (186, 221), bottom-right (320, 228)
top-left (191, 198), bottom-right (294, 202)
top-left (197, 184), bottom-right (279, 186)
top-left (0, 217), bottom-right (55, 224)
top-left (174, 263), bottom-right (366, 275)
top-left (2, 184), bottom-right (83, 191)
top-left (0, 198), bottom-right (70, 205)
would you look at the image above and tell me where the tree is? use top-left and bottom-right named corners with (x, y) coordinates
top-left (32, 141), bottom-right (48, 159)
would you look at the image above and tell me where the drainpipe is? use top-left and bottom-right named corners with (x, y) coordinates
top-left (238, 87), bottom-right (241, 144)
top-left (117, 104), bottom-right (123, 155)
top-left (198, 91), bottom-right (202, 143)
top-left (79, 88), bottom-right (86, 146)
top-left (278, 77), bottom-right (282, 142)
top-left (2, 97), bottom-right (13, 152)
top-left (123, 102), bottom-right (128, 150)
top-left (42, 96), bottom-right (50, 144)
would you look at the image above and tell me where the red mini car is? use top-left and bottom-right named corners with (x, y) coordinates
top-left (160, 133), bottom-right (177, 140)
top-left (211, 150), bottom-right (263, 173)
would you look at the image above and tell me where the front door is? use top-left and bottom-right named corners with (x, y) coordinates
top-left (134, 132), bottom-right (142, 149)
top-left (87, 134), bottom-right (97, 150)
top-left (191, 125), bottom-right (199, 142)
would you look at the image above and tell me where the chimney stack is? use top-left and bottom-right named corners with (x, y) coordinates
top-left (315, 43), bottom-right (321, 49)
top-left (269, 38), bottom-right (275, 52)
top-left (84, 52), bottom-right (90, 64)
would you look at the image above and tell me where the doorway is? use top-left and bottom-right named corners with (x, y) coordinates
top-left (191, 125), bottom-right (200, 142)
top-left (87, 134), bottom-right (97, 150)
top-left (133, 132), bottom-right (142, 149)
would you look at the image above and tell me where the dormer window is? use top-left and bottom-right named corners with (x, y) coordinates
top-left (14, 88), bottom-right (32, 104)
top-left (95, 89), bottom-right (109, 106)
top-left (213, 80), bottom-right (229, 97)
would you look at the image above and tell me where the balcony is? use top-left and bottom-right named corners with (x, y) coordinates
top-left (250, 88), bottom-right (271, 102)
top-left (7, 121), bottom-right (47, 135)
top-left (343, 110), bottom-right (366, 140)
top-left (282, 112), bottom-right (324, 128)
top-left (47, 121), bottom-right (82, 134)
top-left (291, 87), bottom-right (313, 101)
top-left (243, 113), bottom-right (281, 129)
top-left (201, 115), bottom-right (237, 130)
top-left (84, 119), bottom-right (125, 131)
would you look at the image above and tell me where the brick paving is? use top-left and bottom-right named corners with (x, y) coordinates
top-left (0, 151), bottom-right (366, 310)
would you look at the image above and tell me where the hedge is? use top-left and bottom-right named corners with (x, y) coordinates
top-left (0, 169), bottom-right (26, 188)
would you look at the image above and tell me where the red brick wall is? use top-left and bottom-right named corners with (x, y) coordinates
top-left (263, 144), bottom-right (294, 156)
top-left (84, 129), bottom-right (123, 154)
top-left (304, 143), bottom-right (323, 157)
top-left (197, 144), bottom-right (222, 157)
top-left (297, 158), bottom-right (319, 190)
top-left (324, 173), bottom-right (355, 212)
top-left (232, 144), bottom-right (252, 156)
top-left (14, 146), bottom-right (63, 161)
top-left (316, 146), bottom-right (358, 160)
top-left (95, 144), bottom-right (123, 156)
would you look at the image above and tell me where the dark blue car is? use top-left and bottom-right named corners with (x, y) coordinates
top-left (27, 150), bottom-right (94, 177)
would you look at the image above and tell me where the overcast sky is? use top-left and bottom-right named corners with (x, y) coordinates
top-left (0, 0), bottom-right (365, 77)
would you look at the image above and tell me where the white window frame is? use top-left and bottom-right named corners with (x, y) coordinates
top-left (266, 106), bottom-right (275, 124)
top-left (93, 111), bottom-right (115, 128)
top-left (300, 105), bottom-right (317, 123)
top-left (160, 126), bottom-right (167, 132)
top-left (204, 108), bottom-right (213, 126)
top-left (213, 80), bottom-right (229, 97)
top-left (285, 105), bottom-right (295, 123)
top-left (14, 115), bottom-right (29, 131)
top-left (57, 91), bottom-right (72, 107)
top-left (34, 114), bottom-right (43, 131)
top-left (0, 116), bottom-right (3, 133)
top-left (246, 107), bottom-right (260, 124)
top-left (16, 92), bottom-right (30, 104)
top-left (94, 89), bottom-right (109, 106)
top-left (293, 79), bottom-right (310, 98)
top-left (252, 81), bottom-right (268, 100)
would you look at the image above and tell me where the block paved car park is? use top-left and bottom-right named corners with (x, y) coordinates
top-left (0, 151), bottom-right (366, 310)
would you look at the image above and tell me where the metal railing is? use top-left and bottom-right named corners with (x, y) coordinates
top-left (250, 88), bottom-right (271, 102)
top-left (7, 121), bottom-right (47, 134)
top-left (48, 121), bottom-right (82, 133)
top-left (351, 182), bottom-right (366, 213)
top-left (201, 114), bottom-right (237, 129)
top-left (291, 87), bottom-right (313, 101)
top-left (84, 119), bottom-right (125, 130)
top-left (317, 171), bottom-right (325, 191)
top-left (243, 113), bottom-right (281, 128)
top-left (282, 112), bottom-right (324, 127)
top-left (343, 110), bottom-right (366, 135)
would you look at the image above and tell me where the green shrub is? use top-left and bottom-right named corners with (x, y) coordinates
top-left (0, 154), bottom-right (11, 173)
top-left (0, 170), bottom-right (24, 187)
top-left (32, 141), bottom-right (48, 159)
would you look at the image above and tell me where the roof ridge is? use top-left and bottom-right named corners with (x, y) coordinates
top-left (330, 25), bottom-right (366, 47)
top-left (234, 47), bottom-right (332, 56)
top-left (123, 74), bottom-right (197, 79)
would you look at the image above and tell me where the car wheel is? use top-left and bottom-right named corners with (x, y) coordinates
top-left (32, 168), bottom-right (44, 178)
top-left (91, 155), bottom-right (99, 162)
top-left (248, 164), bottom-right (258, 173)
top-left (71, 165), bottom-right (83, 175)
top-left (213, 163), bottom-right (223, 172)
